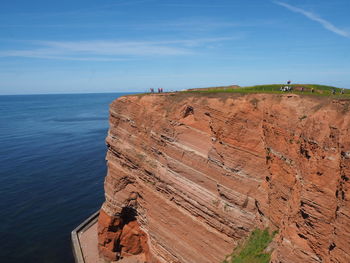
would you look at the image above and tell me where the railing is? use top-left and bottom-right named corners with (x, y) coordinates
top-left (71, 210), bottom-right (100, 263)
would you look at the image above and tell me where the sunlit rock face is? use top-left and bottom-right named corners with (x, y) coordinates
top-left (98, 92), bottom-right (350, 263)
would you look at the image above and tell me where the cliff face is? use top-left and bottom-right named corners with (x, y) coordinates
top-left (98, 93), bottom-right (350, 263)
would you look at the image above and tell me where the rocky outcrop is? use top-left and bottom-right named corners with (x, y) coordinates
top-left (98, 92), bottom-right (350, 263)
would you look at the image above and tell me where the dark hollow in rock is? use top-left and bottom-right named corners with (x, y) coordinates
top-left (183, 105), bottom-right (194, 118)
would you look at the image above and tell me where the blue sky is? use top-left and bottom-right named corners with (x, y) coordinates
top-left (0, 0), bottom-right (349, 94)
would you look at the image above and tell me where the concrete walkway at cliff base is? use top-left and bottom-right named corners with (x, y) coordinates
top-left (72, 211), bottom-right (144, 263)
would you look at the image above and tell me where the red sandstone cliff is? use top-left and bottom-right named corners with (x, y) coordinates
top-left (98, 92), bottom-right (350, 263)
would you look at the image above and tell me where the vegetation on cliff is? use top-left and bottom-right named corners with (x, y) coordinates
top-left (184, 84), bottom-right (349, 97)
top-left (223, 228), bottom-right (277, 263)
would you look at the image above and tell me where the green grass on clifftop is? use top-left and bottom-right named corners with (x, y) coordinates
top-left (183, 84), bottom-right (350, 98)
top-left (223, 228), bottom-right (277, 263)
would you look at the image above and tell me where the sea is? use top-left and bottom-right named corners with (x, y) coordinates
top-left (0, 93), bottom-right (128, 263)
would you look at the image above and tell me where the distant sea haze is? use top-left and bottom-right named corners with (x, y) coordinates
top-left (0, 93), bottom-right (127, 263)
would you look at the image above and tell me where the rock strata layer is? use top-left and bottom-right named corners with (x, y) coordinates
top-left (98, 93), bottom-right (350, 263)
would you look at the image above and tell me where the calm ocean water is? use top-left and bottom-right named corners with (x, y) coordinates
top-left (0, 93), bottom-right (127, 263)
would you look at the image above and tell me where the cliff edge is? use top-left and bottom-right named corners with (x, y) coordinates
top-left (98, 92), bottom-right (350, 263)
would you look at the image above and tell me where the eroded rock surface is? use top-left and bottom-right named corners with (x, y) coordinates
top-left (98, 93), bottom-right (350, 263)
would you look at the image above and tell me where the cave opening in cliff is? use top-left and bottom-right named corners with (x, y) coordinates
top-left (329, 243), bottom-right (336, 251)
top-left (300, 209), bottom-right (310, 219)
top-left (120, 206), bottom-right (137, 225)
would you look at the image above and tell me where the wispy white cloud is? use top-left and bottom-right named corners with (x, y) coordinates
top-left (0, 18), bottom-right (269, 32)
top-left (0, 51), bottom-right (129, 61)
top-left (0, 37), bottom-right (235, 61)
top-left (275, 1), bottom-right (350, 38)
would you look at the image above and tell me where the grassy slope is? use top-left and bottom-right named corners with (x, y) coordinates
top-left (182, 84), bottom-right (350, 98)
top-left (223, 229), bottom-right (277, 263)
